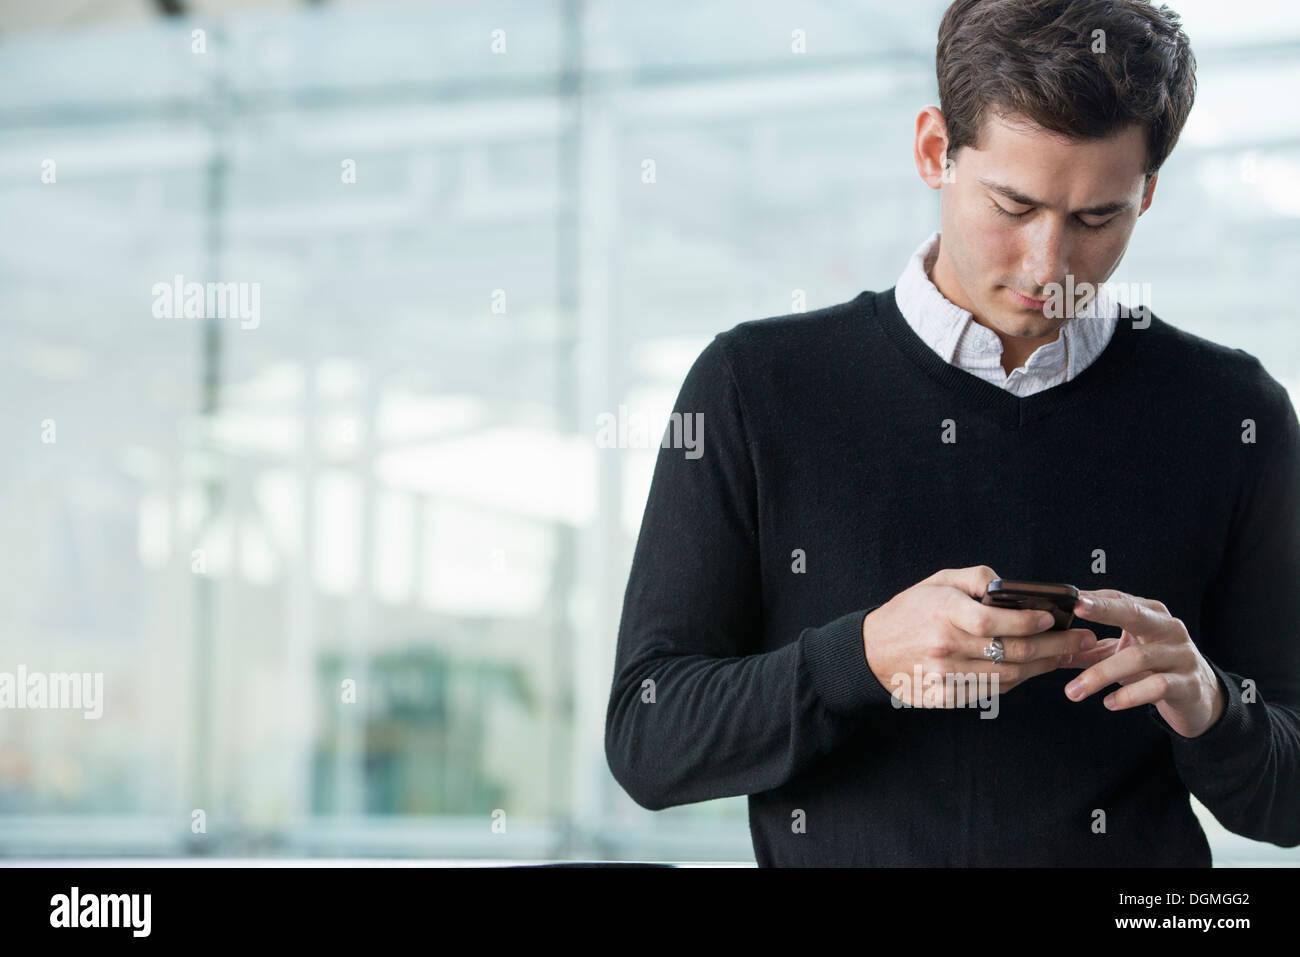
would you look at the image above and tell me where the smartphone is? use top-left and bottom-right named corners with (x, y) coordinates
top-left (980, 579), bottom-right (1079, 631)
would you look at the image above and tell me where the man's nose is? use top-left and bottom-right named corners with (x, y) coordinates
top-left (1024, 218), bottom-right (1071, 291)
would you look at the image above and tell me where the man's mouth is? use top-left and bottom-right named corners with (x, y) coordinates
top-left (1009, 288), bottom-right (1048, 309)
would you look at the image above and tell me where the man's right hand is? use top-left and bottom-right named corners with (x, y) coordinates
top-left (861, 565), bottom-right (1096, 707)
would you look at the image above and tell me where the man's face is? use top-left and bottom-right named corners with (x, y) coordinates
top-left (921, 109), bottom-right (1157, 340)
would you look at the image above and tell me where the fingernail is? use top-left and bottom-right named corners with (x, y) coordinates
top-left (1038, 613), bottom-right (1054, 630)
top-left (1080, 634), bottom-right (1097, 650)
top-left (1065, 680), bottom-right (1083, 699)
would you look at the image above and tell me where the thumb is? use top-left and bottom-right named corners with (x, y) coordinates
top-left (923, 565), bottom-right (1000, 601)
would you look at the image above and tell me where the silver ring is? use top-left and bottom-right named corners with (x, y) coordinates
top-left (983, 637), bottom-right (1004, 664)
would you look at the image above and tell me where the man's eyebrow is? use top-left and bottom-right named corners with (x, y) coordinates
top-left (977, 177), bottom-right (1133, 216)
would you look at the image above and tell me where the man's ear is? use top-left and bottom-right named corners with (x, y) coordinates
top-left (1139, 171), bottom-right (1159, 214)
top-left (915, 106), bottom-right (954, 189)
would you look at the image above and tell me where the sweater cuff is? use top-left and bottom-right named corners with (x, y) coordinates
top-left (801, 605), bottom-right (896, 716)
top-left (1145, 658), bottom-right (1264, 774)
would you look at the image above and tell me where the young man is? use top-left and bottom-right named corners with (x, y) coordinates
top-left (605, 0), bottom-right (1300, 865)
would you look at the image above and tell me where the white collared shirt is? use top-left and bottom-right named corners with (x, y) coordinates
top-left (894, 231), bottom-right (1118, 395)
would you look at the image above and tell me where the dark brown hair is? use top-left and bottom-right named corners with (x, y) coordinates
top-left (936, 0), bottom-right (1197, 183)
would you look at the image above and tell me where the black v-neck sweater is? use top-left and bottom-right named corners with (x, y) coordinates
top-left (605, 287), bottom-right (1300, 866)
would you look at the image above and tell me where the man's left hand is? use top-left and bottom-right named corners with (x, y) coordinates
top-left (1062, 588), bottom-right (1226, 738)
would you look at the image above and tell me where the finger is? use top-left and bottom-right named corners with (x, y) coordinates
top-left (1057, 637), bottom-right (1122, 669)
top-left (1117, 670), bottom-right (1155, 686)
top-left (1064, 643), bottom-right (1181, 702)
top-left (995, 654), bottom-right (1063, 690)
top-left (913, 669), bottom-right (1003, 707)
top-left (1075, 589), bottom-right (1179, 643)
top-left (948, 592), bottom-right (1059, 640)
top-left (924, 656), bottom-right (1059, 699)
top-left (924, 565), bottom-right (1000, 600)
top-left (958, 627), bottom-right (1094, 664)
top-left (1070, 635), bottom-right (1156, 680)
top-left (1099, 672), bottom-right (1186, 711)
top-left (1062, 653), bottom-right (1155, 684)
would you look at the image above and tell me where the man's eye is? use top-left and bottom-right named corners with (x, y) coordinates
top-left (1077, 216), bottom-right (1115, 231)
top-left (990, 200), bottom-right (1030, 219)
top-left (990, 199), bottom-right (1114, 231)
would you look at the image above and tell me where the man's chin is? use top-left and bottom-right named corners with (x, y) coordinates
top-left (987, 306), bottom-right (1059, 340)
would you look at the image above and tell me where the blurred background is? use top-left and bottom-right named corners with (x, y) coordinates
top-left (0, 0), bottom-right (1298, 864)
